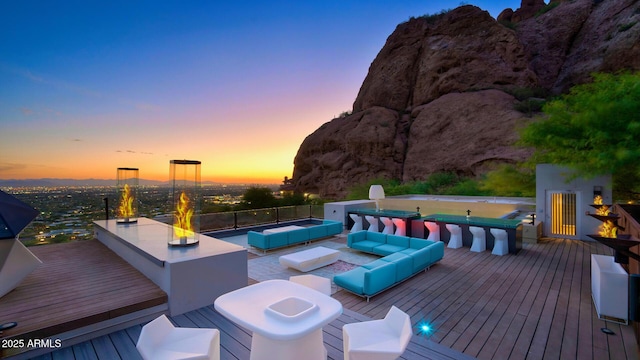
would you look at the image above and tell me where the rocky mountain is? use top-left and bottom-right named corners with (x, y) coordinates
top-left (292, 0), bottom-right (640, 199)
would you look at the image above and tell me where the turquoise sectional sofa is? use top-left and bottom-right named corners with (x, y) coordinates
top-left (333, 230), bottom-right (445, 300)
top-left (247, 220), bottom-right (343, 251)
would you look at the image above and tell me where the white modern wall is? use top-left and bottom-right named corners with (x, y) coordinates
top-left (536, 164), bottom-right (612, 240)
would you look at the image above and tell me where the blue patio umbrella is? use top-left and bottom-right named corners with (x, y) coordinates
top-left (0, 190), bottom-right (39, 240)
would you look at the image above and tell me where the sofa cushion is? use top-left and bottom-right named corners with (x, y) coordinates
top-left (287, 227), bottom-right (310, 245)
top-left (366, 231), bottom-right (387, 244)
top-left (347, 231), bottom-right (367, 247)
top-left (429, 241), bottom-right (445, 263)
top-left (351, 240), bottom-right (385, 253)
top-left (333, 267), bottom-right (367, 295)
top-left (408, 246), bottom-right (432, 273)
top-left (381, 253), bottom-right (413, 281)
top-left (386, 234), bottom-right (410, 248)
top-left (362, 259), bottom-right (390, 270)
top-left (308, 225), bottom-right (327, 239)
top-left (363, 261), bottom-right (397, 295)
top-left (323, 220), bottom-right (343, 235)
top-left (267, 232), bottom-right (289, 249)
top-left (409, 237), bottom-right (435, 249)
top-left (372, 243), bottom-right (408, 256)
top-left (247, 231), bottom-right (267, 249)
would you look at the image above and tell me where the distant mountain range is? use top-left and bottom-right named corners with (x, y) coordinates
top-left (0, 178), bottom-right (249, 187)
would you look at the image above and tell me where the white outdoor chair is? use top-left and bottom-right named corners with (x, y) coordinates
top-left (445, 224), bottom-right (462, 249)
top-left (380, 217), bottom-right (394, 235)
top-left (349, 214), bottom-right (363, 233)
top-left (342, 305), bottom-right (412, 360)
top-left (491, 228), bottom-right (509, 256)
top-left (290, 274), bottom-right (332, 296)
top-left (136, 314), bottom-right (220, 360)
top-left (365, 216), bottom-right (379, 232)
top-left (392, 218), bottom-right (406, 236)
top-left (424, 221), bottom-right (440, 242)
top-left (469, 226), bottom-right (486, 252)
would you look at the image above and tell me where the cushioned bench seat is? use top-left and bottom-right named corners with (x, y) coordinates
top-left (248, 220), bottom-right (343, 251)
top-left (335, 231), bottom-right (444, 300)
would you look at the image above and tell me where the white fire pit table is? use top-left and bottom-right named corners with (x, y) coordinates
top-left (214, 279), bottom-right (342, 360)
top-left (279, 246), bottom-right (340, 272)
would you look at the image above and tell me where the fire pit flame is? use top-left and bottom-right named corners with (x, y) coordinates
top-left (599, 219), bottom-right (618, 238)
top-left (118, 183), bottom-right (135, 221)
top-left (174, 191), bottom-right (194, 239)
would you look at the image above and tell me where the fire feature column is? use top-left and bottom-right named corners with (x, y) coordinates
top-left (117, 167), bottom-right (139, 224)
top-left (169, 160), bottom-right (201, 246)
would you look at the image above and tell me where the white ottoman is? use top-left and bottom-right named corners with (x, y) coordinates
top-left (289, 274), bottom-right (332, 295)
top-left (279, 246), bottom-right (341, 272)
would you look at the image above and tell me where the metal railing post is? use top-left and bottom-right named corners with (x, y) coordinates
top-left (233, 211), bottom-right (238, 229)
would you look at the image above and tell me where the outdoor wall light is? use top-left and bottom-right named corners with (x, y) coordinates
top-left (169, 160), bottom-right (201, 247)
top-left (116, 167), bottom-right (139, 224)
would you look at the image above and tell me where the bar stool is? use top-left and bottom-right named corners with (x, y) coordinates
top-left (392, 218), bottom-right (406, 236)
top-left (425, 221), bottom-right (440, 242)
top-left (349, 214), bottom-right (363, 233)
top-left (365, 215), bottom-right (379, 232)
top-left (380, 217), bottom-right (394, 234)
top-left (490, 228), bottom-right (509, 256)
top-left (469, 226), bottom-right (486, 252)
top-left (445, 224), bottom-right (462, 249)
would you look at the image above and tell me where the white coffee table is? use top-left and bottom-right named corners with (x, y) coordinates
top-left (279, 246), bottom-right (340, 272)
top-left (214, 279), bottom-right (342, 360)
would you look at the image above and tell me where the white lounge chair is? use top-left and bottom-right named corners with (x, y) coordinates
top-left (136, 314), bottom-right (220, 360)
top-left (342, 305), bottom-right (412, 360)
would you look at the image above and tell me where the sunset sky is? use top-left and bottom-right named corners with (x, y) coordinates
top-left (1, 1), bottom-right (520, 184)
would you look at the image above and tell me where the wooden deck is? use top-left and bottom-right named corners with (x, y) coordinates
top-left (333, 237), bottom-right (639, 360)
top-left (0, 240), bottom-right (168, 359)
top-left (6, 236), bottom-right (640, 359)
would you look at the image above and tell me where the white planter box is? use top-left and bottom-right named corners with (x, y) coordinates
top-left (591, 254), bottom-right (628, 323)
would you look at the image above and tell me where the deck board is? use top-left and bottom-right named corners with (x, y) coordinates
top-left (0, 240), bottom-right (167, 343)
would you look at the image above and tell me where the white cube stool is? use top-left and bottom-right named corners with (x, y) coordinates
top-left (445, 224), bottom-right (462, 249)
top-left (469, 226), bottom-right (486, 252)
top-left (424, 221), bottom-right (440, 242)
top-left (136, 314), bottom-right (220, 360)
top-left (349, 214), bottom-right (363, 233)
top-left (490, 228), bottom-right (509, 256)
top-left (289, 274), bottom-right (332, 296)
top-left (392, 218), bottom-right (406, 236)
top-left (380, 217), bottom-right (394, 234)
top-left (365, 216), bottom-right (379, 232)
